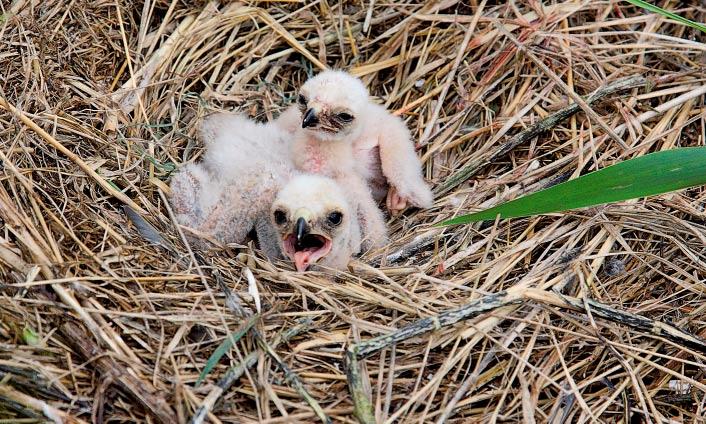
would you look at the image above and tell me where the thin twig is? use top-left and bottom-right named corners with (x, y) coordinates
top-left (189, 318), bottom-right (314, 424)
top-left (0, 96), bottom-right (146, 213)
top-left (204, 268), bottom-right (331, 423)
top-left (61, 320), bottom-right (177, 423)
top-left (436, 75), bottom-right (651, 197)
top-left (257, 336), bottom-right (332, 424)
top-left (345, 286), bottom-right (706, 422)
top-left (418, 1), bottom-right (486, 145)
top-left (0, 383), bottom-right (88, 424)
top-left (496, 22), bottom-right (628, 150)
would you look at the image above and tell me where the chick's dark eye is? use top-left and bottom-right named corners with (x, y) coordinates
top-left (327, 211), bottom-right (343, 226)
top-left (337, 112), bottom-right (354, 123)
top-left (274, 210), bottom-right (287, 225)
top-left (297, 94), bottom-right (307, 106)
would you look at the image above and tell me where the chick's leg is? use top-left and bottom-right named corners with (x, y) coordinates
top-left (386, 187), bottom-right (408, 217)
top-left (345, 177), bottom-right (387, 251)
top-left (377, 115), bottom-right (434, 214)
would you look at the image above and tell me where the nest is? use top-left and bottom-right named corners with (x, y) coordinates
top-left (1, 0), bottom-right (706, 422)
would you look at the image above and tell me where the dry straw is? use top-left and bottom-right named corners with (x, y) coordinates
top-left (1, 0), bottom-right (706, 423)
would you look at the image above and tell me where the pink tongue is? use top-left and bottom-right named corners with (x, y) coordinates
top-left (294, 251), bottom-right (312, 272)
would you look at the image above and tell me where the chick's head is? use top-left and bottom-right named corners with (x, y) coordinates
top-left (296, 70), bottom-right (369, 141)
top-left (270, 174), bottom-right (358, 271)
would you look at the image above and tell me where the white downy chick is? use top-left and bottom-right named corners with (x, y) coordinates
top-left (169, 112), bottom-right (294, 246)
top-left (169, 113), bottom-right (366, 272)
top-left (275, 69), bottom-right (434, 215)
top-left (266, 174), bottom-right (361, 272)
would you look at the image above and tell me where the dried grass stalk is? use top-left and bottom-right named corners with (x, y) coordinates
top-left (1, 1), bottom-right (706, 422)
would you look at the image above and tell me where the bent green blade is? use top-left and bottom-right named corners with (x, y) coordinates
top-left (625, 0), bottom-right (706, 34)
top-left (443, 147), bottom-right (706, 226)
top-left (195, 313), bottom-right (259, 387)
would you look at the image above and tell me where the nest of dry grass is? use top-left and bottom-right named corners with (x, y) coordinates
top-left (2, 0), bottom-right (706, 422)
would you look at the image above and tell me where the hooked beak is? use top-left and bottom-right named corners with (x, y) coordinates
top-left (282, 210), bottom-right (332, 272)
top-left (295, 216), bottom-right (308, 248)
top-left (302, 108), bottom-right (319, 128)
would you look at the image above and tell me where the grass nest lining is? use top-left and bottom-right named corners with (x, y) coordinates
top-left (1, 0), bottom-right (706, 422)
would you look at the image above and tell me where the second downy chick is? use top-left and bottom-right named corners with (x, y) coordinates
top-left (275, 70), bottom-right (434, 216)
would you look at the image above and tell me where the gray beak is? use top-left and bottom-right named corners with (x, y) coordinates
top-left (302, 108), bottom-right (318, 128)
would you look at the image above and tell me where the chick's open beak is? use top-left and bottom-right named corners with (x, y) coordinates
top-left (302, 108), bottom-right (319, 128)
top-left (283, 208), bottom-right (333, 272)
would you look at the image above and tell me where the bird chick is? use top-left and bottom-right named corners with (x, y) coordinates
top-left (275, 69), bottom-right (434, 215)
top-left (169, 113), bottom-right (367, 272)
top-left (169, 112), bottom-right (294, 247)
top-left (267, 174), bottom-right (361, 272)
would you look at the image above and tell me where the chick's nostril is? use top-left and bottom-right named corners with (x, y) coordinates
top-left (302, 108), bottom-right (319, 128)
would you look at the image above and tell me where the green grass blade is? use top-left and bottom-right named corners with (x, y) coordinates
top-left (195, 314), bottom-right (260, 387)
top-left (443, 147), bottom-right (706, 226)
top-left (625, 0), bottom-right (706, 34)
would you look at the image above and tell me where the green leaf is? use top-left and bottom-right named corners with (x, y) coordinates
top-left (22, 326), bottom-right (41, 347)
top-left (443, 147), bottom-right (706, 226)
top-left (105, 178), bottom-right (122, 192)
top-left (625, 0), bottom-right (706, 34)
top-left (195, 314), bottom-right (259, 387)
